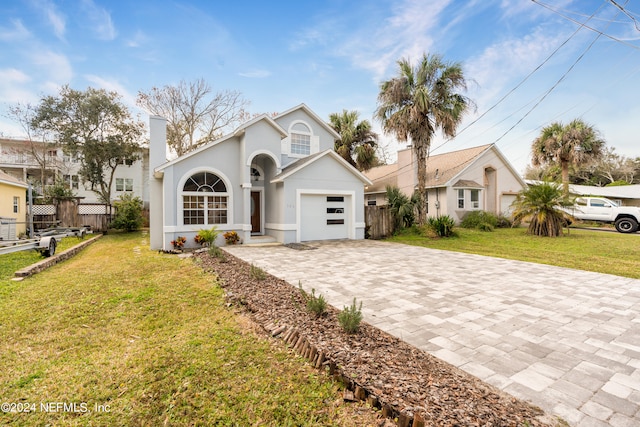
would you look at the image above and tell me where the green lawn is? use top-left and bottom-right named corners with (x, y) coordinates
top-left (388, 226), bottom-right (640, 279)
top-left (0, 237), bottom-right (79, 286)
top-left (0, 232), bottom-right (370, 426)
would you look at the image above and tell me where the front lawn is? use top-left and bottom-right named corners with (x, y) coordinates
top-left (0, 232), bottom-right (374, 426)
top-left (388, 226), bottom-right (640, 279)
top-left (0, 237), bottom-right (80, 285)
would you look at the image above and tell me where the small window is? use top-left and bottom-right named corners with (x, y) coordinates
top-left (327, 196), bottom-right (344, 202)
top-left (116, 178), bottom-right (133, 192)
top-left (327, 207), bottom-right (344, 214)
top-left (327, 219), bottom-right (344, 225)
top-left (470, 190), bottom-right (479, 209)
top-left (13, 196), bottom-right (19, 213)
top-left (457, 189), bottom-right (464, 209)
top-left (367, 195), bottom-right (377, 206)
top-left (291, 133), bottom-right (311, 155)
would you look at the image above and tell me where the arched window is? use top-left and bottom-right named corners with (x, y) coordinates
top-left (182, 172), bottom-right (228, 225)
top-left (290, 122), bottom-right (311, 156)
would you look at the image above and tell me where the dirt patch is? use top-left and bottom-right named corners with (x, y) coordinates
top-left (195, 250), bottom-right (559, 426)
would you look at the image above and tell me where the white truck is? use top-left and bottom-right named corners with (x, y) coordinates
top-left (564, 197), bottom-right (640, 233)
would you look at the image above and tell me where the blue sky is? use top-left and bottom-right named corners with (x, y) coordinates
top-left (1, 0), bottom-right (639, 173)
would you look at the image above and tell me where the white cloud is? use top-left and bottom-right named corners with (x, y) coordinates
top-left (126, 30), bottom-right (149, 48)
top-left (238, 69), bottom-right (271, 78)
top-left (0, 68), bottom-right (37, 107)
top-left (29, 50), bottom-right (73, 83)
top-left (0, 19), bottom-right (31, 41)
top-left (0, 68), bottom-right (31, 83)
top-left (315, 0), bottom-right (451, 81)
top-left (29, 0), bottom-right (66, 39)
top-left (84, 74), bottom-right (137, 107)
top-left (466, 27), bottom-right (567, 110)
top-left (81, 0), bottom-right (117, 40)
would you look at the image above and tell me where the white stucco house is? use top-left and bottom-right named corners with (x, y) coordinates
top-left (364, 144), bottom-right (526, 222)
top-left (148, 104), bottom-right (371, 250)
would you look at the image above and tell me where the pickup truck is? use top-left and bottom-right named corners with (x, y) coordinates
top-left (563, 196), bottom-right (640, 233)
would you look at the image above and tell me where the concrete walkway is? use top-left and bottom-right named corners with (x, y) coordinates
top-left (225, 240), bottom-right (640, 427)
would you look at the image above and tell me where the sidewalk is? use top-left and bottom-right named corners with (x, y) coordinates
top-left (225, 240), bottom-right (640, 426)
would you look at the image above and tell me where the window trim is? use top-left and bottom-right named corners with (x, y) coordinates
top-left (13, 196), bottom-right (19, 213)
top-left (178, 169), bottom-right (232, 227)
top-left (285, 120), bottom-right (317, 158)
top-left (457, 189), bottom-right (464, 209)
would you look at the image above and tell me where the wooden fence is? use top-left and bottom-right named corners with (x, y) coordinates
top-left (365, 205), bottom-right (395, 239)
top-left (32, 202), bottom-right (114, 232)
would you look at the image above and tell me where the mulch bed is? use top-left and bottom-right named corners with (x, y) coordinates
top-left (195, 249), bottom-right (557, 426)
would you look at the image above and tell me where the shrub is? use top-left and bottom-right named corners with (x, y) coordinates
top-left (195, 227), bottom-right (219, 247)
top-left (425, 215), bottom-right (456, 237)
top-left (495, 214), bottom-right (512, 228)
top-left (298, 284), bottom-right (327, 317)
top-left (171, 236), bottom-right (186, 250)
top-left (223, 231), bottom-right (240, 245)
top-left (338, 298), bottom-right (363, 334)
top-left (208, 245), bottom-right (226, 260)
top-left (110, 193), bottom-right (144, 232)
top-left (460, 211), bottom-right (498, 230)
top-left (385, 185), bottom-right (418, 230)
top-left (250, 264), bottom-right (266, 281)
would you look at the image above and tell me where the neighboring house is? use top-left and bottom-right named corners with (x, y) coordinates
top-left (148, 104), bottom-right (371, 250)
top-left (0, 169), bottom-right (28, 239)
top-left (364, 144), bottom-right (526, 222)
top-left (0, 137), bottom-right (149, 205)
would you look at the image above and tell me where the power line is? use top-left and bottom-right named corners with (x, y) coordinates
top-left (608, 0), bottom-right (640, 31)
top-left (532, 0), bottom-right (640, 50)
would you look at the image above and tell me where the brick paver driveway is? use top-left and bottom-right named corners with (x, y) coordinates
top-left (225, 240), bottom-right (640, 426)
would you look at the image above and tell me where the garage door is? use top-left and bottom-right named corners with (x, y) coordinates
top-left (300, 195), bottom-right (350, 241)
top-left (500, 194), bottom-right (517, 218)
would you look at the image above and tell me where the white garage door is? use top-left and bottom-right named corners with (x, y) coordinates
top-left (300, 195), bottom-right (350, 241)
top-left (500, 194), bottom-right (517, 218)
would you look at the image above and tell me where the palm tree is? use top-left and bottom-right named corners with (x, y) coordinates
top-left (375, 53), bottom-right (472, 224)
top-left (531, 119), bottom-right (605, 197)
top-left (385, 185), bottom-right (417, 229)
top-left (511, 182), bottom-right (573, 237)
top-left (329, 110), bottom-right (378, 171)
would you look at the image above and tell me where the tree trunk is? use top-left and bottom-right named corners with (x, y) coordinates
top-left (561, 160), bottom-right (570, 197)
top-left (414, 141), bottom-right (429, 225)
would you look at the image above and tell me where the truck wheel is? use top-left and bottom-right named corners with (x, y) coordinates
top-left (615, 218), bottom-right (639, 233)
top-left (43, 238), bottom-right (57, 257)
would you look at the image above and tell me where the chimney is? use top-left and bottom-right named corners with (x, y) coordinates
top-left (149, 115), bottom-right (167, 250)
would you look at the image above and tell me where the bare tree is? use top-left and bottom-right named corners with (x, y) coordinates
top-left (5, 102), bottom-right (59, 190)
top-left (137, 78), bottom-right (250, 156)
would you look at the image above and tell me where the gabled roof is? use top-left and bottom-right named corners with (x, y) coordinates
top-left (363, 163), bottom-right (398, 193)
top-left (156, 114), bottom-right (287, 172)
top-left (0, 170), bottom-right (29, 189)
top-left (451, 179), bottom-right (483, 188)
top-left (271, 149), bottom-right (372, 185)
top-left (364, 144), bottom-right (526, 193)
top-left (424, 144), bottom-right (493, 187)
top-left (277, 103), bottom-right (341, 140)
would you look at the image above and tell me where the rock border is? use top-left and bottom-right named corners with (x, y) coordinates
top-left (13, 234), bottom-right (102, 279)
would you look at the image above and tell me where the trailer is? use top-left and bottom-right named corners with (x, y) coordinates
top-left (0, 226), bottom-right (91, 257)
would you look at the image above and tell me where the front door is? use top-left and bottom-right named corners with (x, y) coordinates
top-left (251, 191), bottom-right (261, 234)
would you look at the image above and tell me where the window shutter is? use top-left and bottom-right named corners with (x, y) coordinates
top-left (311, 135), bottom-right (320, 154)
